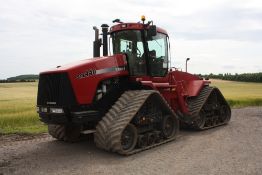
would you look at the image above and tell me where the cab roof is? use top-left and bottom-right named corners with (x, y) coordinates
top-left (110, 23), bottom-right (168, 35)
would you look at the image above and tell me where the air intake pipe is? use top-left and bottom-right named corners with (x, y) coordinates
top-left (101, 24), bottom-right (109, 56)
top-left (93, 26), bottom-right (101, 57)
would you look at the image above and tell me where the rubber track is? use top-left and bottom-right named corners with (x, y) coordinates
top-left (48, 124), bottom-right (81, 142)
top-left (48, 125), bottom-right (66, 141)
top-left (94, 90), bottom-right (178, 155)
top-left (188, 86), bottom-right (231, 130)
top-left (94, 91), bottom-right (140, 151)
top-left (188, 86), bottom-right (213, 117)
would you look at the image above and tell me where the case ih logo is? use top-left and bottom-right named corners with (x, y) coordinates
top-left (76, 66), bottom-right (126, 79)
top-left (76, 69), bottom-right (96, 79)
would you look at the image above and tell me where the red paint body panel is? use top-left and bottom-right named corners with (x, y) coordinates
top-left (171, 71), bottom-right (210, 97)
top-left (129, 70), bottom-right (209, 114)
top-left (40, 54), bottom-right (128, 104)
top-left (140, 81), bottom-right (169, 88)
top-left (186, 80), bottom-right (207, 97)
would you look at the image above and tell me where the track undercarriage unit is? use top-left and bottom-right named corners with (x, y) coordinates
top-left (186, 86), bottom-right (231, 130)
top-left (94, 86), bottom-right (231, 155)
top-left (94, 90), bottom-right (179, 155)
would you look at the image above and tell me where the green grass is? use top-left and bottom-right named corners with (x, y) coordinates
top-left (0, 82), bottom-right (47, 134)
top-left (211, 79), bottom-right (262, 107)
top-left (0, 79), bottom-right (261, 134)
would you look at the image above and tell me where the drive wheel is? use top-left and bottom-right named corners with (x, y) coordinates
top-left (48, 124), bottom-right (81, 142)
top-left (161, 115), bottom-right (177, 139)
top-left (121, 124), bottom-right (138, 152)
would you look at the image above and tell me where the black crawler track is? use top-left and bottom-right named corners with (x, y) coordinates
top-left (187, 86), bottom-right (231, 130)
top-left (94, 90), bottom-right (179, 155)
top-left (48, 124), bottom-right (81, 142)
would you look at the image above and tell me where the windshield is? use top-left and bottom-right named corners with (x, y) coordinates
top-left (147, 33), bottom-right (168, 76)
top-left (112, 30), bottom-right (146, 75)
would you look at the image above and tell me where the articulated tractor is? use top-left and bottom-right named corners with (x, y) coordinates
top-left (37, 17), bottom-right (231, 155)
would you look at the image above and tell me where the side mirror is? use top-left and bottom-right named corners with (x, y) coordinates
top-left (148, 25), bottom-right (157, 37)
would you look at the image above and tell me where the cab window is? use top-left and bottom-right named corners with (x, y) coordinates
top-left (147, 33), bottom-right (168, 76)
top-left (112, 30), bottom-right (146, 76)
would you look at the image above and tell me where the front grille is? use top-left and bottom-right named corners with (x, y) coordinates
top-left (37, 73), bottom-right (77, 106)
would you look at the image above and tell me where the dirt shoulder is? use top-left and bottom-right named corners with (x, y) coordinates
top-left (0, 133), bottom-right (49, 144)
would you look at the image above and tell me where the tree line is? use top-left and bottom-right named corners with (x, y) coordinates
top-left (0, 79), bottom-right (36, 83)
top-left (203, 72), bottom-right (262, 83)
top-left (0, 74), bottom-right (38, 83)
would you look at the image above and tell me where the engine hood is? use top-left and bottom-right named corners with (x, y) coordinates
top-left (41, 54), bottom-right (127, 75)
top-left (39, 54), bottom-right (129, 104)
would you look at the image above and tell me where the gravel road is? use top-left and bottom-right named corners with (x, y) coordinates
top-left (0, 107), bottom-right (262, 175)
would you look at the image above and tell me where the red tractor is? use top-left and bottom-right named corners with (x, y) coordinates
top-left (37, 17), bottom-right (231, 155)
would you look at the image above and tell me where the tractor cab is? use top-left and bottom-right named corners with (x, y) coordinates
top-left (94, 16), bottom-right (170, 77)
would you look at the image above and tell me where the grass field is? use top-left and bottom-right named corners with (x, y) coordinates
top-left (0, 82), bottom-right (46, 134)
top-left (0, 80), bottom-right (261, 134)
top-left (211, 79), bottom-right (262, 107)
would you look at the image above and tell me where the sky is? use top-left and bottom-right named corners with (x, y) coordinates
top-left (0, 0), bottom-right (262, 79)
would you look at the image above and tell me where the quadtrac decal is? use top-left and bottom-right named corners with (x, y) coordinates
top-left (76, 66), bottom-right (126, 79)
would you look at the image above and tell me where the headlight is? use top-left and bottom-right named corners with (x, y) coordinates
top-left (41, 107), bottom-right (48, 113)
top-left (50, 108), bottom-right (64, 114)
top-left (36, 107), bottom-right (40, 112)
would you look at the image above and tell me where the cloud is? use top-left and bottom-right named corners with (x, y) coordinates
top-left (222, 65), bottom-right (236, 70)
top-left (0, 0), bottom-right (261, 78)
top-left (168, 4), bottom-right (262, 41)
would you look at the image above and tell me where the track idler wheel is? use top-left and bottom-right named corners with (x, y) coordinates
top-left (120, 124), bottom-right (138, 152)
top-left (161, 115), bottom-right (178, 139)
top-left (147, 133), bottom-right (157, 146)
top-left (138, 135), bottom-right (148, 148)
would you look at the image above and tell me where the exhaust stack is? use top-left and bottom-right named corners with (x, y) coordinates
top-left (101, 24), bottom-right (109, 56)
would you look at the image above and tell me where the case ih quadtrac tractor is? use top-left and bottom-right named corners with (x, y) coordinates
top-left (37, 17), bottom-right (231, 155)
